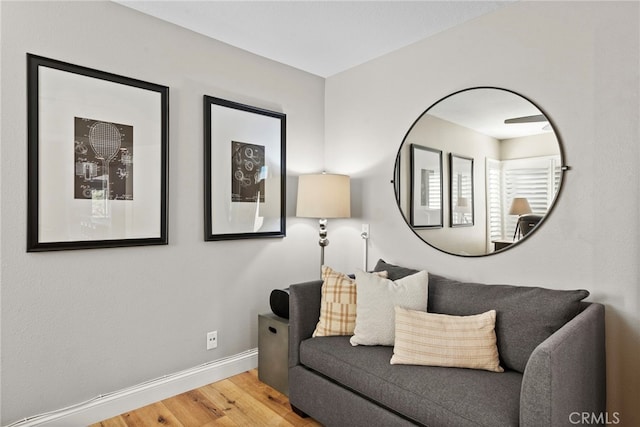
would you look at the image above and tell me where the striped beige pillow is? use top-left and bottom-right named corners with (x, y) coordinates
top-left (391, 307), bottom-right (504, 372)
top-left (312, 266), bottom-right (387, 337)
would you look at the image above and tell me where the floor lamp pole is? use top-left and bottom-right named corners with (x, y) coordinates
top-left (318, 218), bottom-right (328, 278)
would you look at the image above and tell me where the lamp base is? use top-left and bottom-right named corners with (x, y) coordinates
top-left (513, 215), bottom-right (522, 240)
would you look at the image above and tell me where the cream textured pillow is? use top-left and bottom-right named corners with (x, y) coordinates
top-left (350, 269), bottom-right (429, 346)
top-left (312, 266), bottom-right (387, 337)
top-left (391, 307), bottom-right (504, 373)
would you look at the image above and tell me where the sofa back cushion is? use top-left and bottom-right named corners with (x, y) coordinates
top-left (428, 274), bottom-right (589, 372)
top-left (374, 259), bottom-right (419, 281)
top-left (374, 260), bottom-right (590, 373)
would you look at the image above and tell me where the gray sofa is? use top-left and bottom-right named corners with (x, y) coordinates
top-left (288, 261), bottom-right (606, 426)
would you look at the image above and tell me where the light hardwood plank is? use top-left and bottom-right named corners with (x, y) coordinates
top-left (229, 371), bottom-right (314, 427)
top-left (200, 416), bottom-right (238, 427)
top-left (118, 402), bottom-right (184, 427)
top-left (199, 378), bottom-right (293, 426)
top-left (92, 370), bottom-right (321, 427)
top-left (92, 416), bottom-right (129, 427)
top-left (161, 389), bottom-right (226, 426)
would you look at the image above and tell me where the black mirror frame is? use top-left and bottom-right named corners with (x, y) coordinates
top-left (392, 86), bottom-right (569, 257)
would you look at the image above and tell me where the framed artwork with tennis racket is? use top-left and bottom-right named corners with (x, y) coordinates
top-left (204, 96), bottom-right (286, 241)
top-left (27, 54), bottom-right (169, 251)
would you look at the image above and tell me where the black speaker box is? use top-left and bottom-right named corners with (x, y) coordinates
top-left (270, 288), bottom-right (290, 319)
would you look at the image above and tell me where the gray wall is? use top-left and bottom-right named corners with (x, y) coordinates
top-left (2, 0), bottom-right (639, 425)
top-left (0, 1), bottom-right (325, 423)
top-left (325, 1), bottom-right (639, 424)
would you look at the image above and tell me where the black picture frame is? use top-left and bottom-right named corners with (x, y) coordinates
top-left (449, 153), bottom-right (474, 227)
top-left (27, 54), bottom-right (169, 252)
top-left (410, 144), bottom-right (443, 228)
top-left (204, 96), bottom-right (286, 241)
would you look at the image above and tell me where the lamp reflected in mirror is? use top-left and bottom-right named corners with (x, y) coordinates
top-left (455, 197), bottom-right (472, 224)
top-left (509, 197), bottom-right (532, 240)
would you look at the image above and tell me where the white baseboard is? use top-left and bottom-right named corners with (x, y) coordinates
top-left (10, 349), bottom-right (258, 427)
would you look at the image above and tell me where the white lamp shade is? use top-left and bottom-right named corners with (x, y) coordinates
top-left (509, 197), bottom-right (532, 215)
top-left (296, 174), bottom-right (351, 218)
top-left (455, 197), bottom-right (471, 213)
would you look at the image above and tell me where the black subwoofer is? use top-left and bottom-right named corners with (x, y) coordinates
top-left (269, 288), bottom-right (290, 319)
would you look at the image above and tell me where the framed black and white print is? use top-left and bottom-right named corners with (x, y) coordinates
top-left (204, 96), bottom-right (286, 241)
top-left (27, 54), bottom-right (169, 251)
top-left (449, 153), bottom-right (474, 227)
top-left (410, 144), bottom-right (443, 228)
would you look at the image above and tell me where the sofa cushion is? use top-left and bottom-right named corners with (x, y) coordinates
top-left (350, 270), bottom-right (429, 346)
top-left (428, 274), bottom-right (589, 373)
top-left (375, 260), bottom-right (590, 373)
top-left (391, 307), bottom-right (503, 372)
top-left (313, 267), bottom-right (388, 337)
top-left (300, 336), bottom-right (522, 426)
top-left (374, 259), bottom-right (419, 281)
top-left (312, 266), bottom-right (359, 337)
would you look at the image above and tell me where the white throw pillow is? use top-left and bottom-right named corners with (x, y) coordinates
top-left (350, 269), bottom-right (428, 346)
top-left (312, 266), bottom-right (388, 337)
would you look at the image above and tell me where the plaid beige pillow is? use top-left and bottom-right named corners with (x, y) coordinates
top-left (391, 307), bottom-right (504, 372)
top-left (312, 266), bottom-right (387, 337)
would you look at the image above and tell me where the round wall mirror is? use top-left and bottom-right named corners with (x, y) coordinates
top-left (394, 87), bottom-right (565, 256)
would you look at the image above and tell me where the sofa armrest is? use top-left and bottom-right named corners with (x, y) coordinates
top-left (520, 303), bottom-right (606, 426)
top-left (288, 279), bottom-right (323, 368)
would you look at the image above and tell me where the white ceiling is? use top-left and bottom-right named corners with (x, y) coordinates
top-left (115, 0), bottom-right (512, 78)
top-left (115, 0), bottom-right (546, 139)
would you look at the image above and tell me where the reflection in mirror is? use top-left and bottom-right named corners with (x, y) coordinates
top-left (410, 145), bottom-right (443, 228)
top-left (449, 154), bottom-right (474, 227)
top-left (395, 87), bottom-right (564, 256)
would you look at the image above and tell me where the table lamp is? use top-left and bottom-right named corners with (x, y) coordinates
top-left (509, 197), bottom-right (532, 240)
top-left (296, 173), bottom-right (351, 276)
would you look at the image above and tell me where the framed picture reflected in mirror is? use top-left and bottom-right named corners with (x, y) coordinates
top-left (449, 153), bottom-right (474, 227)
top-left (410, 144), bottom-right (443, 228)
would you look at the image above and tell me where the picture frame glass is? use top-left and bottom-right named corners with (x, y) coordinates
top-left (450, 154), bottom-right (474, 227)
top-left (204, 97), bottom-right (286, 240)
top-left (28, 55), bottom-right (169, 251)
top-left (410, 144), bottom-right (443, 228)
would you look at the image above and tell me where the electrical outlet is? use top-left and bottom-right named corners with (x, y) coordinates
top-left (206, 331), bottom-right (218, 350)
top-left (361, 223), bottom-right (370, 238)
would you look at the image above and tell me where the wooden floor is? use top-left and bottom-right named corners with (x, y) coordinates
top-left (91, 369), bottom-right (321, 427)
